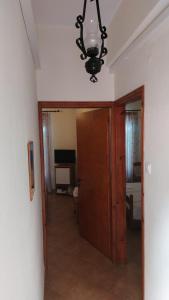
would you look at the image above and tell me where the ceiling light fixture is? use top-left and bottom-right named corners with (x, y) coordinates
top-left (75, 0), bottom-right (108, 83)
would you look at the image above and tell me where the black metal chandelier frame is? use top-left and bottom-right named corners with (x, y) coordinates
top-left (75, 0), bottom-right (108, 83)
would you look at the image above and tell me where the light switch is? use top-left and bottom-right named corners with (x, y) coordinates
top-left (145, 162), bottom-right (152, 175)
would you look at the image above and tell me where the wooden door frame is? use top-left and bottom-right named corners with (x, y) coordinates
top-left (38, 101), bottom-right (114, 268)
top-left (113, 86), bottom-right (144, 300)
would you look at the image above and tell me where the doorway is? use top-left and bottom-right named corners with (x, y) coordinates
top-left (113, 86), bottom-right (144, 300)
top-left (38, 101), bottom-right (113, 267)
top-left (38, 92), bottom-right (144, 299)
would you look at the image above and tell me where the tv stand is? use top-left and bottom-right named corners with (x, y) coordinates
top-left (55, 164), bottom-right (75, 195)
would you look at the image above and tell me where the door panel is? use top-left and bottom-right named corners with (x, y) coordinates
top-left (114, 104), bottom-right (127, 263)
top-left (77, 109), bottom-right (111, 258)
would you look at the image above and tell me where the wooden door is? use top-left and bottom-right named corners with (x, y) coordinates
top-left (77, 109), bottom-right (111, 258)
top-left (113, 104), bottom-right (127, 263)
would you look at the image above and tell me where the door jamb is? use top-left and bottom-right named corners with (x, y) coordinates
top-left (113, 86), bottom-right (144, 300)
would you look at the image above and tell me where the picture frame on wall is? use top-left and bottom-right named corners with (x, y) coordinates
top-left (27, 141), bottom-right (35, 201)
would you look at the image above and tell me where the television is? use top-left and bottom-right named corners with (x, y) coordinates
top-left (54, 149), bottom-right (76, 164)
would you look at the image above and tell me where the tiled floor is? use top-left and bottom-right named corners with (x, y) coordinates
top-left (45, 194), bottom-right (142, 300)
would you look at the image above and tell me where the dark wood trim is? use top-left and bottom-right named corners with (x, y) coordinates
top-left (108, 108), bottom-right (113, 260)
top-left (38, 101), bottom-right (113, 109)
top-left (114, 86), bottom-right (144, 300)
top-left (38, 102), bottom-right (47, 268)
top-left (111, 106), bottom-right (118, 261)
top-left (141, 90), bottom-right (145, 300)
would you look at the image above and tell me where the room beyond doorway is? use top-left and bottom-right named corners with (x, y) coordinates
top-left (38, 101), bottom-right (113, 267)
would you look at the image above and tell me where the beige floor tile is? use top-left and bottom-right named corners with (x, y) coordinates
top-left (45, 194), bottom-right (142, 300)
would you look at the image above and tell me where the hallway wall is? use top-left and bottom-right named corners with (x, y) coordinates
top-left (113, 15), bottom-right (169, 300)
top-left (0, 1), bottom-right (44, 299)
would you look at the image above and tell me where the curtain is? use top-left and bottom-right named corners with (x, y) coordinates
top-left (42, 112), bottom-right (52, 193)
top-left (125, 111), bottom-right (141, 182)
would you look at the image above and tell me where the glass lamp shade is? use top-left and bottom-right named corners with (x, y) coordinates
top-left (84, 18), bottom-right (101, 57)
top-left (85, 33), bottom-right (100, 54)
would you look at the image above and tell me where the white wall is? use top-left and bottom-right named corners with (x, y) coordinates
top-left (76, 108), bottom-right (100, 114)
top-left (51, 110), bottom-right (77, 150)
top-left (0, 1), bottom-right (44, 300)
top-left (36, 25), bottom-right (114, 101)
top-left (113, 16), bottom-right (169, 300)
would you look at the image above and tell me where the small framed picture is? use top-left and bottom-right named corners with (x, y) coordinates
top-left (27, 141), bottom-right (35, 201)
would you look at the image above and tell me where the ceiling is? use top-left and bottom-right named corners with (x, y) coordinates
top-left (31, 0), bottom-right (122, 27)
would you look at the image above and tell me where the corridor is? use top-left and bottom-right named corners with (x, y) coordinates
top-left (45, 194), bottom-right (141, 300)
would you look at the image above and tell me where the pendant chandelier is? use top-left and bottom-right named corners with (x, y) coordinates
top-left (75, 0), bottom-right (108, 83)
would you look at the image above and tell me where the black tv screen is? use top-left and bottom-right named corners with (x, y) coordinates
top-left (54, 150), bottom-right (76, 164)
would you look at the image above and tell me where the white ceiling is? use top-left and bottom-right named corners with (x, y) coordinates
top-left (31, 0), bottom-right (122, 27)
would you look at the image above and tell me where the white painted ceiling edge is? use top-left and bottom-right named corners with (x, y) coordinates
top-left (108, 0), bottom-right (169, 71)
top-left (19, 0), bottom-right (40, 68)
